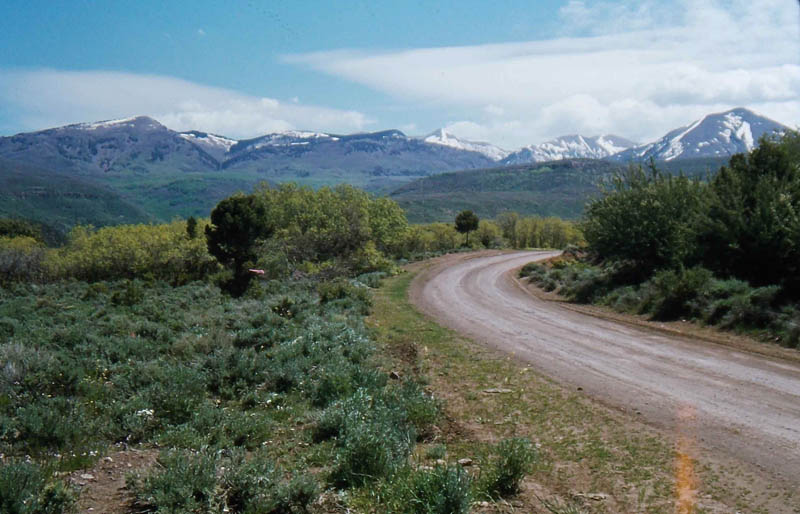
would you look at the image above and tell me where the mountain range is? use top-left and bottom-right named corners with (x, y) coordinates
top-left (501, 134), bottom-right (637, 164)
top-left (0, 107), bottom-right (791, 228)
top-left (0, 117), bottom-right (495, 183)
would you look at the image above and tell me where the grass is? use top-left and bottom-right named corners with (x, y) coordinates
top-left (366, 265), bottom-right (795, 513)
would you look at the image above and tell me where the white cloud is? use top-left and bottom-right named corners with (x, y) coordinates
top-left (286, 0), bottom-right (800, 147)
top-left (0, 69), bottom-right (371, 138)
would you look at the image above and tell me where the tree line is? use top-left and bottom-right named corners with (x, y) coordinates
top-left (584, 132), bottom-right (800, 296)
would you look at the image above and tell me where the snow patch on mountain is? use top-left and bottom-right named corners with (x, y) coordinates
top-left (423, 129), bottom-right (509, 161)
top-left (74, 116), bottom-right (162, 131)
top-left (613, 108), bottom-right (787, 162)
top-left (502, 134), bottom-right (636, 165)
top-left (244, 130), bottom-right (339, 151)
top-left (180, 132), bottom-right (238, 152)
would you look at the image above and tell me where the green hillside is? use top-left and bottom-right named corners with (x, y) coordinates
top-left (391, 157), bottom-right (729, 223)
top-left (0, 158), bottom-right (153, 234)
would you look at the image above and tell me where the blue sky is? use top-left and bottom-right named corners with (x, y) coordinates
top-left (1, 0), bottom-right (798, 148)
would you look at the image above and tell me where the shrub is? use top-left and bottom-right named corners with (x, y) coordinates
top-left (130, 450), bottom-right (218, 513)
top-left (394, 380), bottom-right (439, 440)
top-left (718, 285), bottom-right (780, 329)
top-left (478, 438), bottom-right (538, 498)
top-left (0, 236), bottom-right (47, 285)
top-left (220, 450), bottom-right (318, 513)
top-left (355, 271), bottom-right (387, 289)
top-left (309, 355), bottom-right (386, 408)
top-left (0, 461), bottom-right (76, 514)
top-left (561, 266), bottom-right (611, 304)
top-left (47, 220), bottom-right (217, 284)
top-left (646, 267), bottom-right (713, 321)
top-left (315, 389), bottom-right (415, 487)
top-left (425, 444), bottom-right (447, 460)
top-left (408, 465), bottom-right (471, 514)
top-left (329, 419), bottom-right (413, 487)
top-left (380, 465), bottom-right (472, 514)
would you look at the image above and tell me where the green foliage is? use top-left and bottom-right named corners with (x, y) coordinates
top-left (328, 407), bottom-right (414, 487)
top-left (0, 461), bottom-right (76, 514)
top-left (202, 184), bottom-right (407, 292)
top-left (131, 450), bottom-right (218, 513)
top-left (0, 218), bottom-right (42, 241)
top-left (475, 220), bottom-right (504, 248)
top-left (646, 267), bottom-right (714, 320)
top-left (318, 278), bottom-right (372, 307)
top-left (375, 465), bottom-right (472, 514)
top-left (528, 260), bottom-right (800, 346)
top-left (206, 193), bottom-right (274, 295)
top-left (392, 158), bottom-right (729, 223)
top-left (583, 163), bottom-right (704, 277)
top-left (0, 236), bottom-right (47, 285)
top-left (185, 216), bottom-right (198, 239)
top-left (315, 389), bottom-right (414, 487)
top-left (454, 210), bottom-right (479, 245)
top-left (45, 220), bottom-right (217, 284)
top-left (572, 132), bottom-right (800, 343)
top-left (478, 438), bottom-right (538, 499)
top-left (696, 133), bottom-right (800, 294)
top-left (400, 223), bottom-right (461, 257)
top-left (354, 271), bottom-right (388, 289)
top-left (313, 380), bottom-right (438, 488)
top-left (257, 183), bottom-right (408, 263)
top-left (503, 215), bottom-right (584, 249)
top-left (0, 159), bottom-right (152, 238)
top-left (394, 380), bottom-right (440, 440)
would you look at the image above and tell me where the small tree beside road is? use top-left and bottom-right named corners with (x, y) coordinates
top-left (455, 210), bottom-right (479, 246)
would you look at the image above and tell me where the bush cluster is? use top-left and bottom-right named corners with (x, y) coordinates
top-left (584, 132), bottom-right (800, 295)
top-left (523, 262), bottom-right (800, 347)
top-left (129, 449), bottom-right (318, 513)
top-left (0, 219), bottom-right (217, 286)
top-left (559, 132), bottom-right (800, 345)
top-left (1, 266), bottom-right (445, 508)
top-left (0, 461), bottom-right (76, 514)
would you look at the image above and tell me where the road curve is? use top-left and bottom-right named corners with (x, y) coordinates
top-left (411, 251), bottom-right (800, 484)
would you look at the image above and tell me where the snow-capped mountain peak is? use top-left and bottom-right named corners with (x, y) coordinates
top-left (238, 130), bottom-right (341, 152)
top-left (502, 134), bottom-right (636, 165)
top-left (72, 116), bottom-right (164, 131)
top-left (423, 129), bottom-right (509, 161)
top-left (612, 107), bottom-right (788, 162)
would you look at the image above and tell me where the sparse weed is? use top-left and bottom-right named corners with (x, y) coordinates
top-left (478, 437), bottom-right (538, 499)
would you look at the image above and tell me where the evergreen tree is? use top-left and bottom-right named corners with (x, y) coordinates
top-left (205, 194), bottom-right (273, 295)
top-left (455, 210), bottom-right (479, 246)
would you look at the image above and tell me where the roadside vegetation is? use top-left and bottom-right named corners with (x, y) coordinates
top-left (0, 182), bottom-right (577, 512)
top-left (521, 131), bottom-right (800, 348)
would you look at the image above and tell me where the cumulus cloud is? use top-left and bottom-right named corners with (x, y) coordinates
top-left (0, 69), bottom-right (371, 138)
top-left (286, 0), bottom-right (800, 147)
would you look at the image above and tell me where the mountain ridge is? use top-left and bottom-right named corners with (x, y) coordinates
top-left (502, 134), bottom-right (636, 165)
top-left (611, 108), bottom-right (789, 162)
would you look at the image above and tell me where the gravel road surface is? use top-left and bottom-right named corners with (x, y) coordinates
top-left (411, 251), bottom-right (800, 485)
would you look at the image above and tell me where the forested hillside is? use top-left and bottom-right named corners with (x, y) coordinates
top-left (392, 157), bottom-right (728, 223)
top-left (0, 158), bottom-right (152, 234)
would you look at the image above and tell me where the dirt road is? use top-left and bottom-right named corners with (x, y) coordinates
top-left (411, 251), bottom-right (800, 485)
